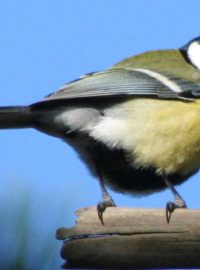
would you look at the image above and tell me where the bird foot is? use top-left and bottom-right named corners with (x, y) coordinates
top-left (97, 197), bottom-right (116, 225)
top-left (166, 201), bottom-right (187, 223)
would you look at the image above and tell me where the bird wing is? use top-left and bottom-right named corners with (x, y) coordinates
top-left (43, 68), bottom-right (200, 102)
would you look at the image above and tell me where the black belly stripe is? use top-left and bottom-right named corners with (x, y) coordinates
top-left (66, 131), bottom-right (196, 195)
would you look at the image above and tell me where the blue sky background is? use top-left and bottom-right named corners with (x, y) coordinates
top-left (0, 1), bottom-right (200, 269)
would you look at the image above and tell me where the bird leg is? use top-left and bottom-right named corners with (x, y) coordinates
top-left (164, 178), bottom-right (187, 223)
top-left (97, 175), bottom-right (116, 225)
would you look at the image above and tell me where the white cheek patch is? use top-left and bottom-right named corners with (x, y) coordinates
top-left (187, 41), bottom-right (200, 70)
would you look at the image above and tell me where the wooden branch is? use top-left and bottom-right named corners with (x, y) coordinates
top-left (56, 207), bottom-right (200, 269)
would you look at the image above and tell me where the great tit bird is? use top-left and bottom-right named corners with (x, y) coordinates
top-left (1, 36), bottom-right (200, 224)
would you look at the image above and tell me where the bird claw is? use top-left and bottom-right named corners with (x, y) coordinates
top-left (166, 201), bottom-right (187, 223)
top-left (97, 198), bottom-right (116, 225)
top-left (166, 202), bottom-right (176, 223)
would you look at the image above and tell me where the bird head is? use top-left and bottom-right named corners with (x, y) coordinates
top-left (180, 36), bottom-right (200, 70)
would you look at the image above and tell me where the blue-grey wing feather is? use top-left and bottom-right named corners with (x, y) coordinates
top-left (44, 69), bottom-right (200, 101)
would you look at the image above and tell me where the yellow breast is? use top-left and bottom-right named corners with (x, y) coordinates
top-left (121, 99), bottom-right (200, 176)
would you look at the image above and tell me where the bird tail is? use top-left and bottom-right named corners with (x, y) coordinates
top-left (0, 106), bottom-right (33, 129)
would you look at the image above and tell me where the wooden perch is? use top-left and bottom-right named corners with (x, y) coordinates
top-left (57, 207), bottom-right (200, 269)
